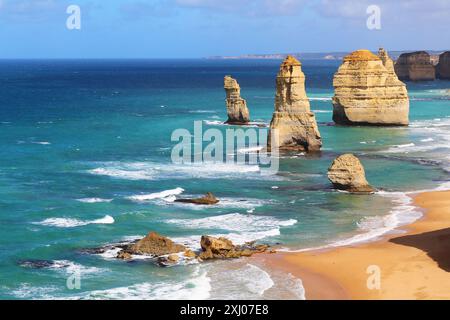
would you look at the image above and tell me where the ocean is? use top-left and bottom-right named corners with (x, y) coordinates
top-left (0, 59), bottom-right (449, 299)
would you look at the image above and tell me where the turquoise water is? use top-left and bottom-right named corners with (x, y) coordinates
top-left (0, 59), bottom-right (449, 299)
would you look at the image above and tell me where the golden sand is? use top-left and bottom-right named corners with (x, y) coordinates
top-left (255, 190), bottom-right (450, 300)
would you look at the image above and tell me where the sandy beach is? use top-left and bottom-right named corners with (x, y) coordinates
top-left (257, 190), bottom-right (450, 300)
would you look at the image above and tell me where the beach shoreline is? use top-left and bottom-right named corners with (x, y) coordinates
top-left (254, 190), bottom-right (450, 300)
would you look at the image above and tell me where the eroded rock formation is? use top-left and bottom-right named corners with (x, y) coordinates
top-left (436, 51), bottom-right (450, 80)
top-left (327, 154), bottom-right (375, 194)
top-left (394, 51), bottom-right (436, 81)
top-left (224, 76), bottom-right (250, 124)
top-left (198, 236), bottom-right (269, 260)
top-left (117, 232), bottom-right (186, 259)
top-left (175, 192), bottom-right (219, 205)
top-left (268, 55), bottom-right (322, 152)
top-left (332, 49), bottom-right (409, 126)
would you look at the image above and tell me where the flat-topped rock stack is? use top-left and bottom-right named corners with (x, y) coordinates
top-left (332, 49), bottom-right (409, 126)
top-left (268, 55), bottom-right (322, 152)
top-left (394, 51), bottom-right (436, 81)
top-left (224, 76), bottom-right (250, 125)
top-left (436, 51), bottom-right (450, 80)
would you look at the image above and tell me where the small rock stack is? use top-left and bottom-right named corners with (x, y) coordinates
top-left (327, 154), bottom-right (375, 194)
top-left (224, 76), bottom-right (250, 124)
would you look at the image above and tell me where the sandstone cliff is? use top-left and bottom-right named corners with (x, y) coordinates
top-left (224, 76), bottom-right (250, 124)
top-left (394, 51), bottom-right (436, 81)
top-left (268, 55), bottom-right (322, 152)
top-left (327, 154), bottom-right (374, 194)
top-left (332, 49), bottom-right (409, 126)
top-left (436, 51), bottom-right (450, 80)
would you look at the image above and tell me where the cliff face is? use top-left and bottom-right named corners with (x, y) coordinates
top-left (268, 55), bottom-right (322, 152)
top-left (332, 49), bottom-right (409, 126)
top-left (436, 51), bottom-right (450, 80)
top-left (394, 51), bottom-right (436, 81)
top-left (224, 76), bottom-right (250, 124)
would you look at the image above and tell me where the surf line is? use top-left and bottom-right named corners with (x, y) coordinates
top-left (179, 304), bottom-right (215, 318)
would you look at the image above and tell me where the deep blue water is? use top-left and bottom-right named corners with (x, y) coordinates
top-left (0, 59), bottom-right (449, 299)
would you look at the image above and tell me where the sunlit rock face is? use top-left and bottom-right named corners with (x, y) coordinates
top-left (268, 55), bottom-right (322, 152)
top-left (332, 49), bottom-right (409, 126)
top-left (224, 76), bottom-right (250, 125)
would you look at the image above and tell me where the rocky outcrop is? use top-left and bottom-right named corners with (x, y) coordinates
top-left (327, 154), bottom-right (375, 194)
top-left (224, 76), bottom-right (250, 124)
top-left (332, 49), bottom-right (409, 126)
top-left (436, 51), bottom-right (450, 80)
top-left (268, 56), bottom-right (322, 152)
top-left (394, 51), bottom-right (436, 81)
top-left (175, 192), bottom-right (219, 205)
top-left (117, 232), bottom-right (186, 258)
top-left (198, 236), bottom-right (269, 260)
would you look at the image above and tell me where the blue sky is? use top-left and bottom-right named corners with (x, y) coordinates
top-left (0, 0), bottom-right (449, 58)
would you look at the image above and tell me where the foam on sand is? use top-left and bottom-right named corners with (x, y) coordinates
top-left (34, 215), bottom-right (114, 228)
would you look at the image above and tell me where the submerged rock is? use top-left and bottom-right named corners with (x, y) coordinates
top-left (268, 55), bottom-right (322, 152)
top-left (436, 51), bottom-right (450, 80)
top-left (175, 192), bottom-right (219, 205)
top-left (224, 76), bottom-right (250, 124)
top-left (327, 154), bottom-right (375, 194)
top-left (198, 235), bottom-right (269, 260)
top-left (117, 232), bottom-right (186, 257)
top-left (394, 51), bottom-right (436, 81)
top-left (332, 49), bottom-right (409, 126)
top-left (18, 259), bottom-right (64, 269)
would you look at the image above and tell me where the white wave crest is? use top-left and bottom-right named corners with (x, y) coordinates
top-left (84, 268), bottom-right (211, 300)
top-left (88, 161), bottom-right (265, 181)
top-left (127, 187), bottom-right (184, 202)
top-left (34, 215), bottom-right (114, 228)
top-left (76, 198), bottom-right (113, 203)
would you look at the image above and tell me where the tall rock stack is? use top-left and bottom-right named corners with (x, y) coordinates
top-left (268, 55), bottom-right (322, 152)
top-left (224, 76), bottom-right (250, 125)
top-left (436, 51), bottom-right (450, 80)
top-left (332, 49), bottom-right (409, 126)
top-left (394, 51), bottom-right (436, 81)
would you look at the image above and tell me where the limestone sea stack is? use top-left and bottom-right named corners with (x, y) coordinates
top-left (327, 154), bottom-right (375, 194)
top-left (224, 76), bottom-right (250, 124)
top-left (436, 51), bottom-right (450, 80)
top-left (268, 55), bottom-right (322, 152)
top-left (394, 51), bottom-right (436, 81)
top-left (332, 49), bottom-right (409, 126)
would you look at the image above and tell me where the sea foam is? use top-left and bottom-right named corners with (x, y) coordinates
top-left (127, 187), bottom-right (184, 202)
top-left (34, 215), bottom-right (114, 228)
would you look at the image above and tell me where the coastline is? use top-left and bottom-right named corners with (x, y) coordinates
top-left (255, 190), bottom-right (450, 300)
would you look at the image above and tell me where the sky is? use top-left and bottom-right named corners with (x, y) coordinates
top-left (0, 0), bottom-right (449, 58)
